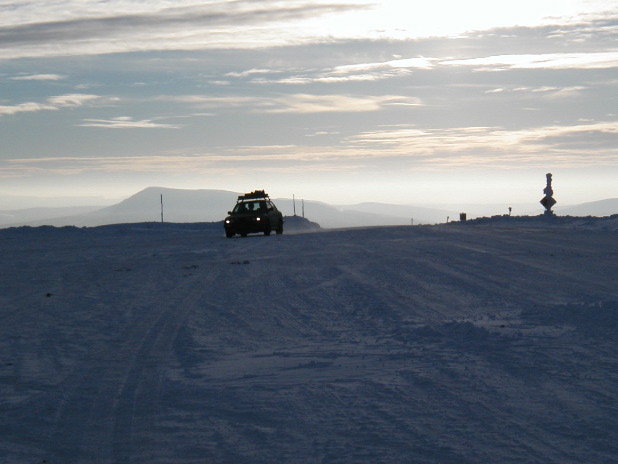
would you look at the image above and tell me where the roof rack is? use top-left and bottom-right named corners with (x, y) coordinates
top-left (237, 190), bottom-right (269, 201)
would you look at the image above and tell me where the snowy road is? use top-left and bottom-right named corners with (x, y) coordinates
top-left (1, 222), bottom-right (617, 463)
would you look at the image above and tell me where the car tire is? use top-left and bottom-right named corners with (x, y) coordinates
top-left (276, 220), bottom-right (283, 235)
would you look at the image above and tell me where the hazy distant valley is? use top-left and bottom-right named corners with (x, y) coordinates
top-left (1, 187), bottom-right (617, 229)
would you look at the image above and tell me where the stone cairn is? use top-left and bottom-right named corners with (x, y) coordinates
top-left (540, 172), bottom-right (557, 216)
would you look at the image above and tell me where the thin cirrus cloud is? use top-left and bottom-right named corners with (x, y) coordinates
top-left (484, 86), bottom-right (588, 99)
top-left (261, 94), bottom-right (423, 114)
top-left (221, 50), bottom-right (618, 88)
top-left (1, 1), bottom-right (616, 61)
top-left (7, 121), bottom-right (616, 176)
top-left (0, 1), bottom-right (367, 59)
top-left (332, 57), bottom-right (435, 73)
top-left (346, 121), bottom-right (618, 167)
top-left (442, 52), bottom-right (618, 70)
top-left (9, 74), bottom-right (65, 81)
top-left (248, 57), bottom-right (435, 85)
top-left (157, 93), bottom-right (422, 114)
top-left (78, 117), bottom-right (182, 129)
top-left (0, 94), bottom-right (103, 116)
top-left (4, 155), bottom-right (208, 176)
top-left (4, 151), bottom-right (331, 176)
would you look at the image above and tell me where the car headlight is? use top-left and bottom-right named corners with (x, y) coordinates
top-left (225, 219), bottom-right (231, 224)
top-left (255, 217), bottom-right (261, 221)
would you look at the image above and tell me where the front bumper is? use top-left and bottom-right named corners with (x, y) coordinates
top-left (224, 216), bottom-right (267, 234)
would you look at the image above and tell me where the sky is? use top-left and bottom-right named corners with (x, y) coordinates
top-left (1, 0), bottom-right (617, 209)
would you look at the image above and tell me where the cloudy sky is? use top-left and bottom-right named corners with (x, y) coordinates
top-left (1, 0), bottom-right (617, 209)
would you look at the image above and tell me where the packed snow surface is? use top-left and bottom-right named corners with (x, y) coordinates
top-left (1, 220), bottom-right (617, 464)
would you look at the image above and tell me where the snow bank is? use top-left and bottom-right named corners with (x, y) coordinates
top-left (455, 213), bottom-right (618, 231)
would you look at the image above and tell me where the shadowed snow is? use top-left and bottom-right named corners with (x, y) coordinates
top-left (0, 219), bottom-right (617, 463)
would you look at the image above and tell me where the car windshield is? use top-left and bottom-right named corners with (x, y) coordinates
top-left (233, 201), bottom-right (266, 213)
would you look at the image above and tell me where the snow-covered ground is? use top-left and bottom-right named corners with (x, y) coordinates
top-left (1, 219), bottom-right (617, 464)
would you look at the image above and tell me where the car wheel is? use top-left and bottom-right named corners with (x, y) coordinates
top-left (276, 220), bottom-right (283, 235)
top-left (226, 232), bottom-right (234, 238)
top-left (264, 221), bottom-right (271, 236)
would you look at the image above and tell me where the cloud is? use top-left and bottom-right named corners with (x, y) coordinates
top-left (0, 93), bottom-right (102, 116)
top-left (78, 116), bottom-right (181, 129)
top-left (48, 94), bottom-right (102, 107)
top-left (0, 1), bottom-right (367, 59)
top-left (332, 57), bottom-right (435, 73)
top-left (10, 73), bottom-right (65, 81)
top-left (4, 1), bottom-right (615, 61)
top-left (2, 155), bottom-right (187, 176)
top-left (485, 86), bottom-right (587, 98)
top-left (247, 57), bottom-right (434, 85)
top-left (3, 120), bottom-right (616, 179)
top-left (344, 121), bottom-right (618, 168)
top-left (2, 152), bottom-right (287, 176)
top-left (1, 148), bottom-right (370, 178)
top-left (160, 93), bottom-right (422, 114)
top-left (225, 68), bottom-right (274, 78)
top-left (257, 94), bottom-right (423, 114)
top-left (442, 52), bottom-right (618, 70)
top-left (0, 102), bottom-right (57, 116)
top-left (263, 94), bottom-right (423, 114)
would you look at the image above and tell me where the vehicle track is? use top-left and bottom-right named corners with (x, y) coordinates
top-left (40, 253), bottom-right (222, 464)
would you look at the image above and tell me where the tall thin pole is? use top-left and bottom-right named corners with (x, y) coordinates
top-left (293, 194), bottom-right (296, 216)
top-left (302, 199), bottom-right (305, 218)
top-left (160, 194), bottom-right (164, 223)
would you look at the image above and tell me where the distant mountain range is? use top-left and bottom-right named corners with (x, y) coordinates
top-left (554, 198), bottom-right (618, 217)
top-left (1, 187), bottom-right (616, 229)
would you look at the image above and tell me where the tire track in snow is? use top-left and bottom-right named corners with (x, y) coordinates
top-left (43, 257), bottom-right (221, 464)
top-left (109, 278), bottom-right (207, 463)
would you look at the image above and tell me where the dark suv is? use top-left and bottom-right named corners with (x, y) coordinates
top-left (224, 190), bottom-right (284, 237)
